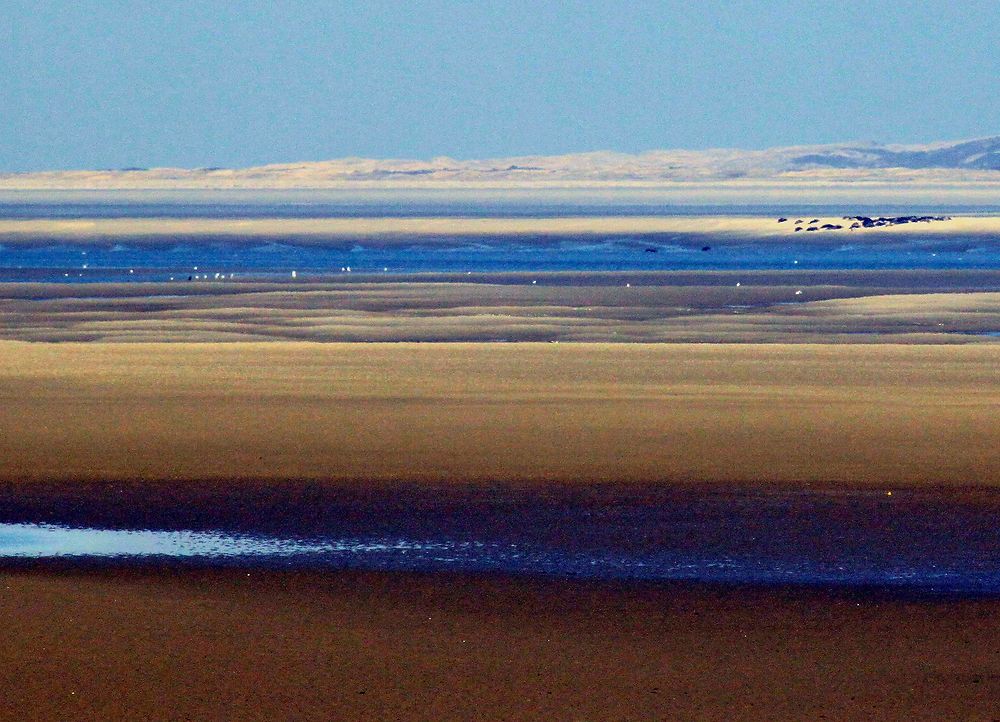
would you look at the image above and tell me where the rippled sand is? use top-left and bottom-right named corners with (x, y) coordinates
top-left (3, 270), bottom-right (1000, 342)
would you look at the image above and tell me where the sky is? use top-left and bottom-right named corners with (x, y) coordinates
top-left (1, 0), bottom-right (998, 171)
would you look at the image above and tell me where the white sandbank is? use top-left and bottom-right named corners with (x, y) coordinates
top-left (0, 215), bottom-right (997, 246)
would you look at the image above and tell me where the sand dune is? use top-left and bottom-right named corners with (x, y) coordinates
top-left (3, 137), bottom-right (1000, 191)
top-left (1, 341), bottom-right (997, 486)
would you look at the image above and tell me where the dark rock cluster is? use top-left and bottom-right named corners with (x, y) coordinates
top-left (784, 215), bottom-right (951, 232)
top-left (842, 215), bottom-right (951, 228)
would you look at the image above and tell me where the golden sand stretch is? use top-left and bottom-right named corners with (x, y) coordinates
top-left (0, 214), bottom-right (998, 245)
top-left (1, 341), bottom-right (997, 486)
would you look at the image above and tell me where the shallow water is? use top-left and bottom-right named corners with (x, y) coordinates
top-left (2, 485), bottom-right (999, 595)
top-left (3, 238), bottom-right (1000, 283)
top-left (2, 201), bottom-right (999, 281)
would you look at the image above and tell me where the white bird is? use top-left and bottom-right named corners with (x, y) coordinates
top-left (291, 270), bottom-right (297, 279)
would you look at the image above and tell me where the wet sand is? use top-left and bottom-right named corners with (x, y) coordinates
top-left (1, 568), bottom-right (998, 721)
top-left (4, 270), bottom-right (1000, 342)
top-left (1, 341), bottom-right (997, 486)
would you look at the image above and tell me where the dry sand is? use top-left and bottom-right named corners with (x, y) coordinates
top-left (1, 341), bottom-right (997, 486)
top-left (1, 214), bottom-right (998, 245)
top-left (1, 568), bottom-right (998, 722)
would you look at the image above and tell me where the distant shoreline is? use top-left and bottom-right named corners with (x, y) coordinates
top-left (1, 213), bottom-right (999, 247)
top-left (2, 182), bottom-right (1000, 208)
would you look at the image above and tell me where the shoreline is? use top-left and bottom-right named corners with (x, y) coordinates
top-left (2, 213), bottom-right (1000, 246)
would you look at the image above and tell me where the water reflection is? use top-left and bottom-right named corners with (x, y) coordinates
top-left (0, 523), bottom-right (493, 560)
top-left (2, 520), bottom-right (1000, 595)
top-left (0, 523), bottom-right (331, 558)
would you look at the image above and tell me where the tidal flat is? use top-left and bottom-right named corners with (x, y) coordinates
top-left (1, 196), bottom-right (999, 720)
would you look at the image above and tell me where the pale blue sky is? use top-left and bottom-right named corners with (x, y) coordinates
top-left (1, 0), bottom-right (998, 171)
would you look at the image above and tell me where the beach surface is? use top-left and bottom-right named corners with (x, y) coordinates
top-left (2, 340), bottom-right (997, 486)
top-left (2, 568), bottom-right (999, 721)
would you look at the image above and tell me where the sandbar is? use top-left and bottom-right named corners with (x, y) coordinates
top-left (1, 214), bottom-right (999, 246)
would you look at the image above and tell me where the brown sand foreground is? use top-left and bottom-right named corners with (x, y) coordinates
top-left (1, 341), bottom-right (997, 486)
top-left (1, 568), bottom-right (998, 721)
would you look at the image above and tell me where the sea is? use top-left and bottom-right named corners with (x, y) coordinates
top-left (2, 197), bottom-right (1000, 281)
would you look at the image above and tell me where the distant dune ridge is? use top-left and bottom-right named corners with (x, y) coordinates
top-left (2, 137), bottom-right (999, 189)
